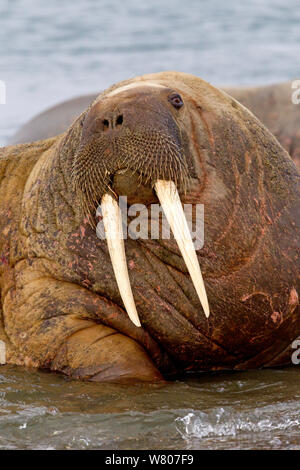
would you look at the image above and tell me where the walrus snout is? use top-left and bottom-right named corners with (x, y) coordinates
top-left (72, 85), bottom-right (194, 211)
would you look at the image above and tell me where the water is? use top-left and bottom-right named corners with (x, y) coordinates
top-left (1, 366), bottom-right (300, 450)
top-left (1, 0), bottom-right (300, 144)
top-left (1, 0), bottom-right (300, 450)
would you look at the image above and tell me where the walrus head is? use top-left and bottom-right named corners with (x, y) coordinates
top-left (51, 72), bottom-right (299, 371)
top-left (72, 82), bottom-right (193, 205)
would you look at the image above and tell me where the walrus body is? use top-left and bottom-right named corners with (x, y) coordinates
top-left (1, 72), bottom-right (299, 382)
top-left (9, 81), bottom-right (300, 173)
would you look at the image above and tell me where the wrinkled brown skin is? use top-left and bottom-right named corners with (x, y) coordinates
top-left (9, 81), bottom-right (300, 173)
top-left (1, 71), bottom-right (300, 383)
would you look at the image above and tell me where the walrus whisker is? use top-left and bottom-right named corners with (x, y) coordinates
top-left (154, 179), bottom-right (210, 318)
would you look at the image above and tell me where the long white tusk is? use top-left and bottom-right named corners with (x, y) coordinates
top-left (101, 193), bottom-right (141, 327)
top-left (154, 180), bottom-right (210, 318)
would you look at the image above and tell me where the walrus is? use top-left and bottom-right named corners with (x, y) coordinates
top-left (9, 81), bottom-right (300, 173)
top-left (0, 71), bottom-right (299, 382)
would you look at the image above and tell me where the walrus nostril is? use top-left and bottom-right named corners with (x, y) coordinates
top-left (116, 115), bottom-right (123, 127)
top-left (102, 116), bottom-right (123, 131)
top-left (102, 119), bottom-right (109, 131)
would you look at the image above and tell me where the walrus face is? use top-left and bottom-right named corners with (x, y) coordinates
top-left (72, 82), bottom-right (209, 327)
top-left (72, 83), bottom-right (194, 206)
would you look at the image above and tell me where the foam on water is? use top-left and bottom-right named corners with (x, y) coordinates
top-left (176, 406), bottom-right (300, 440)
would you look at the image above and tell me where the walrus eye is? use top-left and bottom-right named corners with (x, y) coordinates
top-left (168, 93), bottom-right (184, 109)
